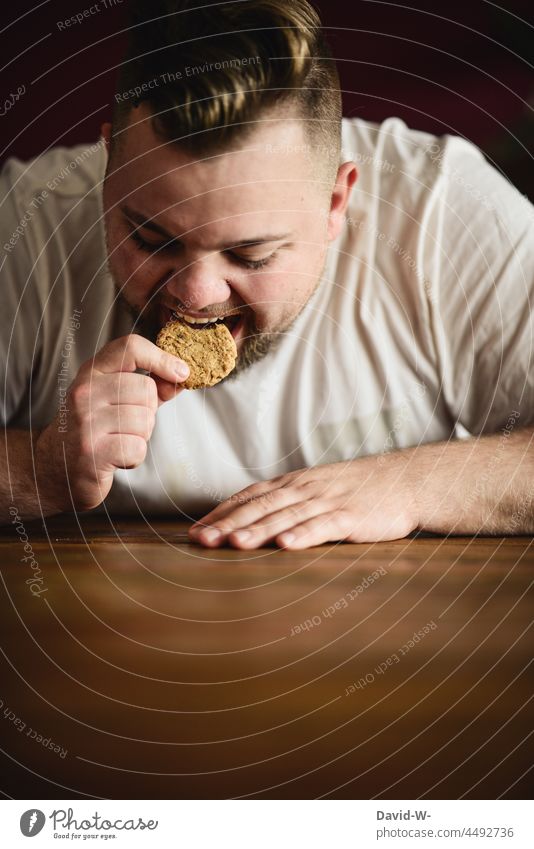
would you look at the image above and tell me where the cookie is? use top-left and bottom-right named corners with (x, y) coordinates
top-left (156, 318), bottom-right (237, 389)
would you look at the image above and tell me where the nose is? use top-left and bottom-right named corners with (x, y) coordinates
top-left (164, 258), bottom-right (232, 312)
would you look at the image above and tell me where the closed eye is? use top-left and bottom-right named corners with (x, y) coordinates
top-left (129, 224), bottom-right (276, 268)
top-left (227, 251), bottom-right (275, 270)
top-left (129, 228), bottom-right (177, 253)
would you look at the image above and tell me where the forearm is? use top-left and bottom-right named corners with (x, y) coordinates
top-left (409, 424), bottom-right (534, 535)
top-left (0, 428), bottom-right (66, 524)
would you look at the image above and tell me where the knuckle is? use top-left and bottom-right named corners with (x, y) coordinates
top-left (143, 410), bottom-right (156, 439)
top-left (278, 471), bottom-right (302, 487)
top-left (284, 502), bottom-right (304, 520)
top-left (245, 481), bottom-right (268, 496)
top-left (122, 332), bottom-right (140, 350)
top-left (111, 372), bottom-right (126, 401)
top-left (227, 492), bottom-right (248, 507)
top-left (321, 497), bottom-right (336, 511)
top-left (118, 435), bottom-right (147, 467)
top-left (228, 487), bottom-right (261, 506)
top-left (255, 491), bottom-right (276, 513)
top-left (143, 376), bottom-right (158, 408)
top-left (120, 334), bottom-right (142, 370)
top-left (131, 436), bottom-right (148, 465)
top-left (70, 380), bottom-right (90, 407)
top-left (114, 370), bottom-right (131, 390)
top-left (273, 473), bottom-right (291, 486)
top-left (299, 480), bottom-right (322, 492)
top-left (77, 359), bottom-right (93, 379)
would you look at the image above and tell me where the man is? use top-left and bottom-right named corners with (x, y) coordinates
top-left (1, 0), bottom-right (533, 549)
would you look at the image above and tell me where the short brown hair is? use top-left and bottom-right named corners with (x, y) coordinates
top-left (112, 0), bottom-right (342, 175)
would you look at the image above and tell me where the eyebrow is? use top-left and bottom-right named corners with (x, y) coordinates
top-left (121, 205), bottom-right (292, 249)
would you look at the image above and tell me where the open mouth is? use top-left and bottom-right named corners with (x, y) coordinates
top-left (161, 306), bottom-right (244, 339)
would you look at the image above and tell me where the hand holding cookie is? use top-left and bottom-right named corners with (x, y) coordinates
top-left (34, 334), bottom-right (190, 513)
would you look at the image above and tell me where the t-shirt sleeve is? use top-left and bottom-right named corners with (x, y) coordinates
top-left (422, 139), bottom-right (534, 434)
top-left (0, 159), bottom-right (45, 426)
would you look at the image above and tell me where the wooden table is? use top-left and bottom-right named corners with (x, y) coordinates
top-left (0, 515), bottom-right (532, 799)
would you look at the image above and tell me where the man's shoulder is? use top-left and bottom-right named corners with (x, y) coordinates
top-left (1, 139), bottom-right (106, 204)
top-left (339, 115), bottom-right (522, 258)
top-left (341, 116), bottom-right (533, 246)
top-left (0, 140), bottom-right (114, 349)
top-left (1, 140), bottom-right (107, 271)
top-left (340, 115), bottom-right (483, 177)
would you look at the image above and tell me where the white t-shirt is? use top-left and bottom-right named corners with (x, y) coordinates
top-left (1, 117), bottom-right (533, 516)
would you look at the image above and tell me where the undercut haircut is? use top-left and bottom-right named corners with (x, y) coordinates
top-left (111, 0), bottom-right (342, 179)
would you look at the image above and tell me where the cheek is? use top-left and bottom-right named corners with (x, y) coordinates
top-left (106, 218), bottom-right (139, 280)
top-left (110, 236), bottom-right (168, 299)
top-left (264, 250), bottom-right (322, 308)
top-left (248, 269), bottom-right (313, 329)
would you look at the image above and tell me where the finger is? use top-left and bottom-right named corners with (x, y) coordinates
top-left (190, 485), bottom-right (308, 546)
top-left (275, 510), bottom-right (357, 550)
top-left (190, 479), bottom-right (282, 533)
top-left (97, 433), bottom-right (148, 471)
top-left (92, 405), bottom-right (156, 441)
top-left (95, 373), bottom-right (159, 409)
top-left (90, 334), bottom-right (190, 384)
top-left (190, 476), bottom-right (326, 537)
top-left (227, 499), bottom-right (331, 549)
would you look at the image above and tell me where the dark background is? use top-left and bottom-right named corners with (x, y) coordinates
top-left (1, 0), bottom-right (533, 197)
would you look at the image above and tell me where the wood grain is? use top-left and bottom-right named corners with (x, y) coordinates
top-left (0, 515), bottom-right (532, 799)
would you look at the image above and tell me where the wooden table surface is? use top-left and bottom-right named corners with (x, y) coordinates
top-left (0, 514), bottom-right (532, 799)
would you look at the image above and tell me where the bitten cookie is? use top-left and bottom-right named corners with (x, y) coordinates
top-left (156, 319), bottom-right (237, 389)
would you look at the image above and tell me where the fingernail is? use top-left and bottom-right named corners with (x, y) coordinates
top-left (174, 361), bottom-right (189, 379)
top-left (201, 528), bottom-right (222, 544)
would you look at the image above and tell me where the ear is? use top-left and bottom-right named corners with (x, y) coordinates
top-left (100, 122), bottom-right (112, 153)
top-left (326, 161), bottom-right (358, 241)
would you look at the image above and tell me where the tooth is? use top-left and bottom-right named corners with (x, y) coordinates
top-left (181, 315), bottom-right (222, 325)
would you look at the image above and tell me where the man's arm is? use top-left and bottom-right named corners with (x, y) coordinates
top-left (187, 426), bottom-right (534, 549)
top-left (408, 425), bottom-right (534, 536)
top-left (0, 429), bottom-right (53, 523)
top-left (1, 335), bottom-right (190, 526)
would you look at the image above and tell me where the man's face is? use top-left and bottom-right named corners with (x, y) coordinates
top-left (102, 104), bottom-right (348, 377)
